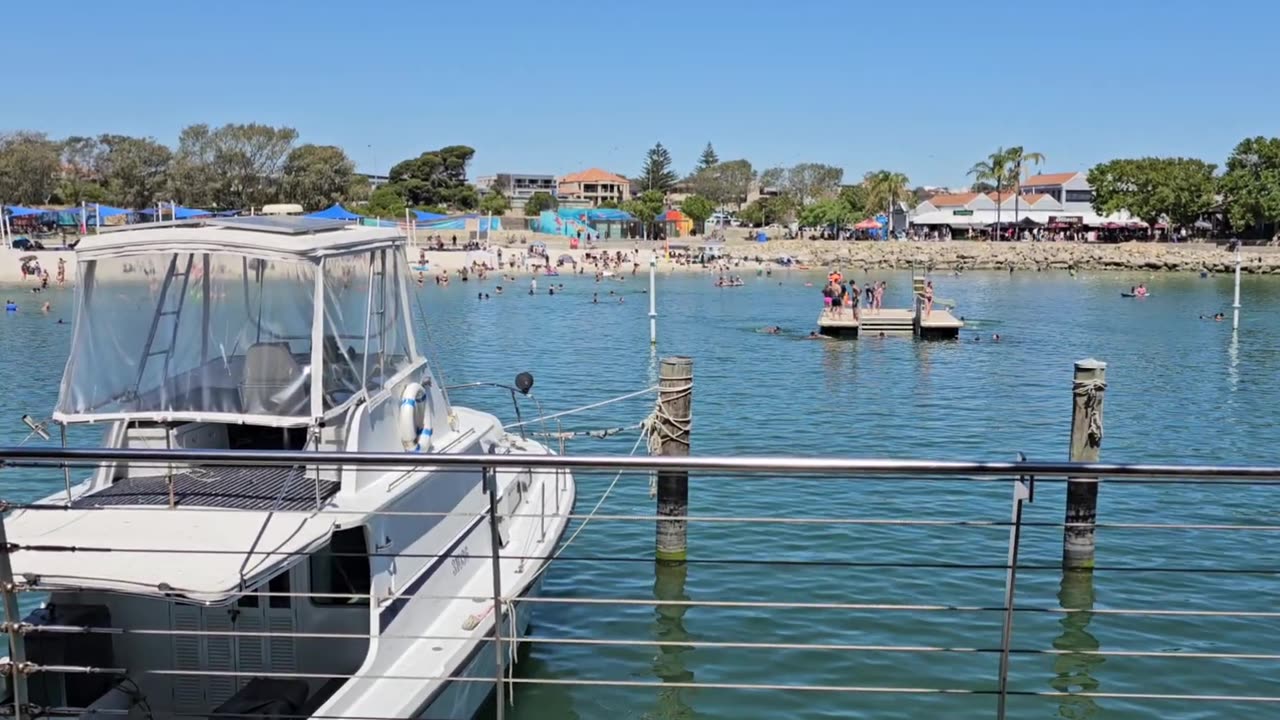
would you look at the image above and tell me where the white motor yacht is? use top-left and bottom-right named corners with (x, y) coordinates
top-left (1, 216), bottom-right (575, 719)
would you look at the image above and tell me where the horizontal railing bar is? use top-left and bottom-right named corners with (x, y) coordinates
top-left (3, 446), bottom-right (1280, 479)
top-left (22, 625), bottom-right (1280, 660)
top-left (10, 544), bottom-right (1280, 575)
top-left (27, 668), bottom-right (1280, 701)
top-left (18, 589), bottom-right (1280, 618)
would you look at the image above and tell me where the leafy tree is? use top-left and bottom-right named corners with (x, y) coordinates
top-left (524, 191), bottom-right (557, 216)
top-left (968, 147), bottom-right (1013, 229)
top-left (0, 131), bottom-right (61, 204)
top-left (1218, 136), bottom-right (1280, 233)
top-left (622, 189), bottom-right (666, 237)
top-left (838, 184), bottom-right (869, 218)
top-left (969, 180), bottom-right (997, 193)
top-left (799, 198), bottom-right (857, 228)
top-left (388, 145), bottom-right (476, 209)
top-left (689, 159), bottom-right (755, 207)
top-left (761, 163), bottom-right (843, 208)
top-left (1089, 157), bottom-right (1216, 232)
top-left (99, 134), bottom-right (173, 209)
top-left (862, 170), bottom-right (912, 217)
top-left (59, 136), bottom-right (106, 204)
top-left (167, 123), bottom-right (297, 208)
top-left (1005, 146), bottom-right (1045, 221)
top-left (597, 199), bottom-right (620, 209)
top-left (639, 142), bottom-right (677, 193)
top-left (361, 185), bottom-right (407, 218)
top-left (478, 189), bottom-right (510, 216)
top-left (696, 142), bottom-right (719, 173)
top-left (679, 194), bottom-right (715, 233)
top-left (739, 195), bottom-right (794, 227)
top-left (281, 144), bottom-right (355, 210)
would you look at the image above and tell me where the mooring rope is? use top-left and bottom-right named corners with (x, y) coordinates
top-left (503, 386), bottom-right (658, 430)
top-left (529, 423), bottom-right (642, 440)
top-left (1072, 377), bottom-right (1107, 445)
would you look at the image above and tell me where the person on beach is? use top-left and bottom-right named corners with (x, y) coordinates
top-left (923, 281), bottom-right (934, 317)
top-left (848, 281), bottom-right (860, 321)
top-left (873, 282), bottom-right (884, 313)
top-left (56, 258), bottom-right (66, 286)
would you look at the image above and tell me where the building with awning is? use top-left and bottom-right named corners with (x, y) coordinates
top-left (910, 186), bottom-right (1143, 233)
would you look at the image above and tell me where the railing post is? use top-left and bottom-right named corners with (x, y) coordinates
top-left (996, 456), bottom-right (1033, 720)
top-left (1064, 359), bottom-right (1106, 569)
top-left (655, 357), bottom-right (693, 562)
top-left (0, 509), bottom-right (30, 720)
top-left (483, 465), bottom-right (507, 718)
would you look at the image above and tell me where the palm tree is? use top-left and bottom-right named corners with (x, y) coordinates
top-left (863, 170), bottom-right (912, 236)
top-left (1005, 146), bottom-right (1045, 230)
top-left (968, 148), bottom-right (1012, 239)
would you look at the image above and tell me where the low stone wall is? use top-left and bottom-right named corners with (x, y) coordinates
top-left (731, 240), bottom-right (1280, 273)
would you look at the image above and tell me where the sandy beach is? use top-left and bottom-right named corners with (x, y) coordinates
top-left (4, 229), bottom-right (1278, 292)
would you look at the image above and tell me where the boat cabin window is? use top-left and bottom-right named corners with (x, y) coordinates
top-left (309, 527), bottom-right (371, 606)
top-left (56, 246), bottom-right (419, 424)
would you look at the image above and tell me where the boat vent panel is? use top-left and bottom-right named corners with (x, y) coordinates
top-left (70, 465), bottom-right (339, 511)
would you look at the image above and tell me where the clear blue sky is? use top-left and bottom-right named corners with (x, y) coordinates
top-left (3, 0), bottom-right (1272, 188)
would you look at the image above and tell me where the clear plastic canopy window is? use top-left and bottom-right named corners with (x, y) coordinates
top-left (56, 248), bottom-right (418, 423)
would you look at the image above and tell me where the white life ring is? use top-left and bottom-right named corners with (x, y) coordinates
top-left (399, 383), bottom-right (433, 451)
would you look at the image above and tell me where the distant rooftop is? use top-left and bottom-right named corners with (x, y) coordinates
top-left (560, 168), bottom-right (629, 184)
top-left (1023, 172), bottom-right (1081, 186)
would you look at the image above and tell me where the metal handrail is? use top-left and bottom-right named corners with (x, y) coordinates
top-left (3, 450), bottom-right (1280, 720)
top-left (3, 445), bottom-right (1280, 479)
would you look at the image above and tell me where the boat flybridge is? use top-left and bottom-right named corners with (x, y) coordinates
top-left (1, 216), bottom-right (576, 720)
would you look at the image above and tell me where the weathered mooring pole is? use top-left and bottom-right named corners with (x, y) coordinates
top-left (655, 356), bottom-right (693, 562)
top-left (649, 252), bottom-right (658, 346)
top-left (1063, 359), bottom-right (1107, 568)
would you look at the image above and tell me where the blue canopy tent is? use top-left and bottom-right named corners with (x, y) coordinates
top-left (139, 205), bottom-right (212, 220)
top-left (3, 206), bottom-right (47, 218)
top-left (307, 204), bottom-right (362, 221)
top-left (412, 210), bottom-right (447, 222)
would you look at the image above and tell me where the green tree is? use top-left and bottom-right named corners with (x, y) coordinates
top-left (361, 185), bottom-right (407, 218)
top-left (0, 131), bottom-right (61, 204)
top-left (739, 195), bottom-right (794, 227)
top-left (281, 144), bottom-right (356, 210)
top-left (838, 184), bottom-right (869, 218)
top-left (679, 194), bottom-right (715, 233)
top-left (1218, 136), bottom-right (1280, 233)
top-left (639, 142), bottom-right (677, 193)
top-left (863, 170), bottom-right (912, 218)
top-left (597, 199), bottom-right (620, 209)
top-left (1005, 146), bottom-right (1046, 223)
top-left (59, 136), bottom-right (106, 204)
top-left (689, 159), bottom-right (755, 207)
top-left (388, 145), bottom-right (476, 209)
top-left (167, 123), bottom-right (298, 208)
top-left (622, 189), bottom-right (666, 237)
top-left (99, 134), bottom-right (173, 209)
top-left (799, 197), bottom-right (856, 228)
top-left (696, 142), bottom-right (719, 173)
top-left (761, 163), bottom-right (843, 208)
top-left (478, 189), bottom-right (510, 216)
top-left (524, 191), bottom-right (557, 216)
top-left (1089, 157), bottom-right (1217, 233)
top-left (968, 147), bottom-right (1013, 231)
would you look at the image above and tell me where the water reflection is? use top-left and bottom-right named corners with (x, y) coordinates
top-left (1051, 570), bottom-right (1103, 718)
top-left (650, 561), bottom-right (698, 719)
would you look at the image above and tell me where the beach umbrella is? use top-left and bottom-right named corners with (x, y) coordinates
top-left (18, 255), bottom-right (37, 262)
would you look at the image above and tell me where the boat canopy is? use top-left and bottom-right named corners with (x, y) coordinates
top-left (5, 506), bottom-right (335, 602)
top-left (55, 217), bottom-right (429, 427)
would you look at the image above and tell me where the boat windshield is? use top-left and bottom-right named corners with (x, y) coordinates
top-left (55, 248), bottom-right (416, 423)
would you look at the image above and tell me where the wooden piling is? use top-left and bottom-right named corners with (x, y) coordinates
top-left (655, 356), bottom-right (693, 562)
top-left (1063, 359), bottom-right (1106, 569)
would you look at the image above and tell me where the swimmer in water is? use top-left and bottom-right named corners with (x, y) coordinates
top-left (592, 293), bottom-right (598, 304)
top-left (760, 325), bottom-right (782, 334)
top-left (992, 333), bottom-right (1000, 342)
top-left (806, 331), bottom-right (825, 340)
top-left (41, 302), bottom-right (50, 313)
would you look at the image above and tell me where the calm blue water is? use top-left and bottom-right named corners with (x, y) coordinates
top-left (4, 268), bottom-right (1279, 718)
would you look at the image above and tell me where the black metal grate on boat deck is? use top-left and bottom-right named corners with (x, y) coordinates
top-left (70, 465), bottom-right (339, 511)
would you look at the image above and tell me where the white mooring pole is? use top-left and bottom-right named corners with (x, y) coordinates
top-left (649, 252), bottom-right (658, 346)
top-left (1232, 242), bottom-right (1242, 331)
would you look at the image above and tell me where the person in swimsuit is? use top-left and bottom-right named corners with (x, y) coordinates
top-left (923, 281), bottom-right (934, 317)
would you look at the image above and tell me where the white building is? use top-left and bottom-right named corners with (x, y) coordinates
top-left (909, 172), bottom-right (1140, 233)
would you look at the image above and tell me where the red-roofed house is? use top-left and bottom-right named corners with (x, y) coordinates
top-left (558, 168), bottom-right (633, 207)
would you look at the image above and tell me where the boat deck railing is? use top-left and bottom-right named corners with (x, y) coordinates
top-left (2, 447), bottom-right (1280, 719)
